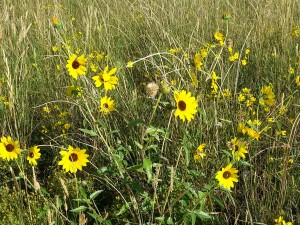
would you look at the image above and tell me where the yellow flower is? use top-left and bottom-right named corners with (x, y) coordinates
top-left (0, 136), bottom-right (22, 161)
top-left (52, 16), bottom-right (59, 25)
top-left (242, 88), bottom-right (251, 94)
top-left (276, 130), bottom-right (287, 136)
top-left (238, 94), bottom-right (245, 102)
top-left (43, 106), bottom-right (51, 113)
top-left (126, 61), bottom-right (134, 68)
top-left (169, 48), bottom-right (177, 54)
top-left (295, 75), bottom-right (300, 86)
top-left (193, 53), bottom-right (203, 70)
top-left (215, 164), bottom-right (238, 190)
top-left (259, 85), bottom-right (275, 107)
top-left (291, 26), bottom-right (300, 37)
top-left (214, 31), bottom-right (224, 42)
top-left (194, 144), bottom-right (206, 162)
top-left (229, 52), bottom-right (239, 62)
top-left (237, 122), bottom-right (248, 134)
top-left (27, 146), bottom-right (41, 166)
top-left (100, 96), bottom-right (115, 114)
top-left (241, 59), bottom-right (247, 66)
top-left (174, 90), bottom-right (198, 122)
top-left (66, 54), bottom-right (87, 79)
top-left (222, 89), bottom-right (232, 98)
top-left (245, 49), bottom-right (250, 54)
top-left (289, 67), bottom-right (295, 74)
top-left (52, 46), bottom-right (58, 52)
top-left (274, 216), bottom-right (293, 225)
top-left (58, 146), bottom-right (89, 173)
top-left (92, 66), bottom-right (118, 91)
top-left (228, 137), bottom-right (248, 161)
top-left (190, 71), bottom-right (198, 87)
top-left (66, 85), bottom-right (82, 99)
top-left (246, 128), bottom-right (260, 140)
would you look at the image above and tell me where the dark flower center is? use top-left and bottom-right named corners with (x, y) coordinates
top-left (29, 152), bottom-right (34, 158)
top-left (178, 100), bottom-right (186, 111)
top-left (71, 89), bottom-right (79, 96)
top-left (69, 153), bottom-right (78, 162)
top-left (103, 103), bottom-right (109, 108)
top-left (223, 171), bottom-right (231, 179)
top-left (5, 144), bottom-right (14, 152)
top-left (72, 60), bottom-right (80, 69)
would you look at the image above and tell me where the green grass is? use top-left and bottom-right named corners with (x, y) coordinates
top-left (0, 0), bottom-right (300, 224)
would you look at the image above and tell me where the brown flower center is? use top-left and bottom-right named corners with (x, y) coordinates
top-left (72, 60), bottom-right (80, 69)
top-left (29, 152), bottom-right (34, 158)
top-left (103, 103), bottom-right (109, 108)
top-left (71, 89), bottom-right (79, 96)
top-left (223, 171), bottom-right (231, 179)
top-left (178, 100), bottom-right (186, 111)
top-left (69, 153), bottom-right (78, 162)
top-left (5, 144), bottom-right (14, 152)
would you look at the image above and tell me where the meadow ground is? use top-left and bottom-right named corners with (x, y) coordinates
top-left (0, 0), bottom-right (300, 224)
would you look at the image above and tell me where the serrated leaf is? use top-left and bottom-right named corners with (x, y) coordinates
top-left (89, 190), bottom-right (103, 200)
top-left (116, 204), bottom-right (129, 216)
top-left (70, 206), bottom-right (87, 212)
top-left (79, 128), bottom-right (97, 137)
top-left (143, 158), bottom-right (152, 183)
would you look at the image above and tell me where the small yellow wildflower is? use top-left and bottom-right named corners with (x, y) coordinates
top-left (214, 31), bottom-right (224, 42)
top-left (194, 144), bottom-right (206, 162)
top-left (127, 61), bottom-right (134, 68)
top-left (238, 94), bottom-right (246, 102)
top-left (52, 46), bottom-right (58, 52)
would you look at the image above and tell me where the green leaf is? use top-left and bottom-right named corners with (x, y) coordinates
top-left (221, 149), bottom-right (232, 157)
top-left (134, 141), bottom-right (143, 150)
top-left (143, 158), bottom-right (153, 183)
top-left (79, 128), bottom-right (97, 137)
top-left (70, 206), bottom-right (87, 213)
top-left (127, 165), bottom-right (143, 172)
top-left (193, 210), bottom-right (211, 219)
top-left (210, 193), bottom-right (224, 208)
top-left (116, 204), bottom-right (129, 216)
top-left (184, 145), bottom-right (190, 166)
top-left (89, 190), bottom-right (103, 200)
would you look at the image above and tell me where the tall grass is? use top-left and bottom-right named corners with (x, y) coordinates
top-left (0, 0), bottom-right (299, 224)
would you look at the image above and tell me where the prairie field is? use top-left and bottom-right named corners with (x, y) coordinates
top-left (1, 0), bottom-right (300, 224)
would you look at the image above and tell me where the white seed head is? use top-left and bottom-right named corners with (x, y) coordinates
top-left (145, 82), bottom-right (159, 98)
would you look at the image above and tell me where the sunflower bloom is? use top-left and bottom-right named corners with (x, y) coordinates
top-left (174, 90), bottom-right (198, 122)
top-left (66, 85), bottom-right (82, 99)
top-left (58, 146), bottom-right (89, 173)
top-left (216, 164), bottom-right (239, 190)
top-left (100, 96), bottom-right (115, 114)
top-left (0, 136), bottom-right (22, 161)
top-left (92, 66), bottom-right (118, 91)
top-left (66, 54), bottom-right (87, 79)
top-left (27, 146), bottom-right (41, 166)
top-left (259, 85), bottom-right (275, 107)
top-left (228, 137), bottom-right (248, 161)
